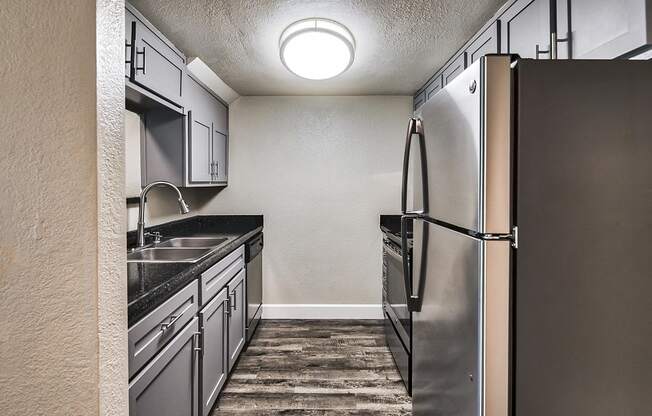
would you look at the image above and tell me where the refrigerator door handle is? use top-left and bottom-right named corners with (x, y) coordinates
top-left (401, 118), bottom-right (428, 215)
top-left (401, 214), bottom-right (424, 312)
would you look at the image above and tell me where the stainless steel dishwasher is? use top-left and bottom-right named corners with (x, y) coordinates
top-left (245, 233), bottom-right (263, 344)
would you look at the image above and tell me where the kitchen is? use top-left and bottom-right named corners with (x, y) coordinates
top-left (1, 1), bottom-right (651, 416)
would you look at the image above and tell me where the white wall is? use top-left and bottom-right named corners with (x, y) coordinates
top-left (198, 96), bottom-right (411, 313)
top-left (0, 1), bottom-right (127, 415)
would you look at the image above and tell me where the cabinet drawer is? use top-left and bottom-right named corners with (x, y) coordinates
top-left (128, 280), bottom-right (199, 378)
top-left (200, 246), bottom-right (245, 306)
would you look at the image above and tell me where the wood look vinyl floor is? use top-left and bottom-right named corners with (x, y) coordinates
top-left (210, 320), bottom-right (412, 416)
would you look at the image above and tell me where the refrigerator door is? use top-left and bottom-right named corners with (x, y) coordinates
top-left (513, 59), bottom-right (652, 416)
top-left (411, 219), bottom-right (510, 416)
top-left (416, 55), bottom-right (512, 234)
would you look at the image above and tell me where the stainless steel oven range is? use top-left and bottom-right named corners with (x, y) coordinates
top-left (382, 224), bottom-right (412, 395)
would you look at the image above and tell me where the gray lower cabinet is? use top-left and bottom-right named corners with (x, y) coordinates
top-left (128, 280), bottom-right (199, 378)
top-left (129, 317), bottom-right (200, 416)
top-left (227, 269), bottom-right (247, 371)
top-left (199, 288), bottom-right (229, 416)
top-left (569, 0), bottom-right (652, 59)
top-left (128, 245), bottom-right (248, 416)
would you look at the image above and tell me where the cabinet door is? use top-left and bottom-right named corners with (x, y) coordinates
top-left (442, 52), bottom-right (467, 86)
top-left (212, 131), bottom-right (227, 184)
top-left (125, 10), bottom-right (136, 79)
top-left (199, 288), bottom-right (229, 416)
top-left (413, 90), bottom-right (426, 112)
top-left (133, 20), bottom-right (185, 107)
top-left (425, 74), bottom-right (443, 101)
top-left (466, 21), bottom-right (501, 64)
top-left (500, 0), bottom-right (569, 59)
top-left (570, 0), bottom-right (651, 59)
top-left (129, 318), bottom-right (199, 416)
top-left (188, 111), bottom-right (212, 183)
top-left (227, 269), bottom-right (246, 371)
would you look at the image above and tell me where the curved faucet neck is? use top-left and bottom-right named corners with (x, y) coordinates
top-left (137, 181), bottom-right (186, 248)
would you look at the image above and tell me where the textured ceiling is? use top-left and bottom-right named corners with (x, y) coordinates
top-left (130, 0), bottom-right (505, 95)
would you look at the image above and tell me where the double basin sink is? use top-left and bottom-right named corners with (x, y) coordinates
top-left (128, 237), bottom-right (232, 263)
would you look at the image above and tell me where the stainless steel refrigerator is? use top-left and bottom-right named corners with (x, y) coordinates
top-left (400, 55), bottom-right (652, 416)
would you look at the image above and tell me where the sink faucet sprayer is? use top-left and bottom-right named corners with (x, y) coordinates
top-left (137, 181), bottom-right (190, 248)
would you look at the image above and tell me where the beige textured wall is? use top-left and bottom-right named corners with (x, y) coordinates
top-left (199, 96), bottom-right (412, 305)
top-left (97, 1), bottom-right (128, 415)
top-left (0, 1), bottom-right (127, 415)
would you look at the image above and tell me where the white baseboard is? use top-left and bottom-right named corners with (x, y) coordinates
top-left (262, 304), bottom-right (383, 320)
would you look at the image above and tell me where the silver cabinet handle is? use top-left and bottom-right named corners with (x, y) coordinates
top-left (160, 313), bottom-right (182, 331)
top-left (231, 290), bottom-right (237, 311)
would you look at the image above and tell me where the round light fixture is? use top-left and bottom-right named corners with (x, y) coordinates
top-left (279, 18), bottom-right (355, 80)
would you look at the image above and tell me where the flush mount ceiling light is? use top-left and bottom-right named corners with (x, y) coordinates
top-left (279, 18), bottom-right (355, 80)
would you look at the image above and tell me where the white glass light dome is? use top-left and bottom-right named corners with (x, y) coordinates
top-left (279, 18), bottom-right (355, 80)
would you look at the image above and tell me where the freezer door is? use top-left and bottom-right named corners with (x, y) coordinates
top-left (412, 219), bottom-right (510, 416)
top-left (416, 55), bottom-right (511, 234)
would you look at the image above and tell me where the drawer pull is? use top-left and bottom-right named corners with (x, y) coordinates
top-left (160, 314), bottom-right (182, 331)
top-left (231, 291), bottom-right (237, 311)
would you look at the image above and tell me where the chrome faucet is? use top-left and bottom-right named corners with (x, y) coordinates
top-left (137, 181), bottom-right (190, 248)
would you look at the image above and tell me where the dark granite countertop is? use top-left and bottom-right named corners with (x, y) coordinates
top-left (128, 215), bottom-right (263, 326)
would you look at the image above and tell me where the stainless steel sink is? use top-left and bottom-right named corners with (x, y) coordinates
top-left (156, 237), bottom-right (228, 248)
top-left (128, 235), bottom-right (233, 263)
top-left (127, 248), bottom-right (211, 263)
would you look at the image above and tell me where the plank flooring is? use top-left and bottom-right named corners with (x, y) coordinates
top-left (211, 320), bottom-right (412, 415)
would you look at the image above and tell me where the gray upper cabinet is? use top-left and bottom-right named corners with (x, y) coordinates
top-left (466, 21), bottom-right (501, 64)
top-left (185, 73), bottom-right (229, 187)
top-left (442, 52), bottom-right (468, 86)
top-left (499, 0), bottom-right (569, 59)
top-left (126, 9), bottom-right (136, 79)
top-left (425, 74), bottom-right (444, 101)
top-left (413, 90), bottom-right (426, 112)
top-left (227, 270), bottom-right (246, 372)
top-left (569, 0), bottom-right (652, 59)
top-left (199, 288), bottom-right (229, 416)
top-left (212, 131), bottom-right (228, 184)
top-left (129, 317), bottom-right (200, 416)
top-left (131, 21), bottom-right (185, 107)
top-left (500, 0), bottom-right (552, 59)
top-left (188, 111), bottom-right (213, 183)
